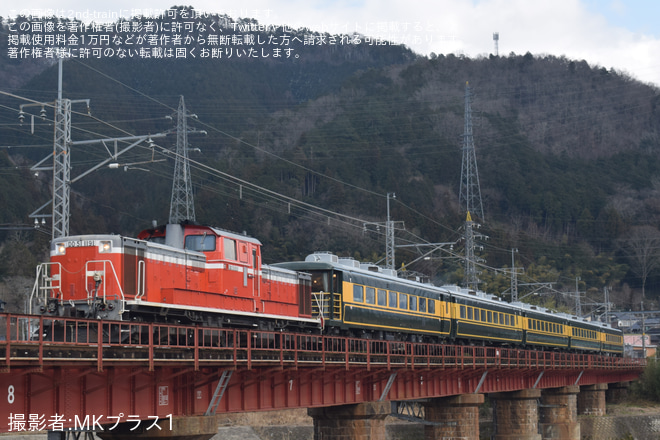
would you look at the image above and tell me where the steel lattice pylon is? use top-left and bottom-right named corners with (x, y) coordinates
top-left (169, 96), bottom-right (196, 224)
top-left (52, 97), bottom-right (71, 239)
top-left (459, 82), bottom-right (484, 290)
top-left (459, 82), bottom-right (484, 221)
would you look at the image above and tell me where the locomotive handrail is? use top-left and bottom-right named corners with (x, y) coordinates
top-left (85, 260), bottom-right (125, 313)
top-left (136, 259), bottom-right (146, 300)
top-left (28, 262), bottom-right (63, 314)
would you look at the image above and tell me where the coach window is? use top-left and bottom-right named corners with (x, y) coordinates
top-left (377, 289), bottom-right (387, 306)
top-left (365, 287), bottom-right (376, 305)
top-left (428, 299), bottom-right (435, 315)
top-left (467, 307), bottom-right (473, 320)
top-left (223, 237), bottom-right (237, 260)
top-left (499, 313), bottom-right (504, 325)
top-left (505, 315), bottom-right (510, 326)
top-left (419, 297), bottom-right (427, 313)
top-left (410, 296), bottom-right (417, 311)
top-left (389, 291), bottom-right (397, 308)
top-left (399, 293), bottom-right (408, 309)
top-left (460, 305), bottom-right (467, 319)
top-left (353, 285), bottom-right (364, 302)
top-left (487, 311), bottom-right (492, 323)
top-left (480, 310), bottom-right (486, 322)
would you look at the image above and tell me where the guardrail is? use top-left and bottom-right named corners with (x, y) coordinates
top-left (0, 313), bottom-right (644, 373)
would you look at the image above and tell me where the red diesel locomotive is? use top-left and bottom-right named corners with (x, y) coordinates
top-left (30, 222), bottom-right (318, 332)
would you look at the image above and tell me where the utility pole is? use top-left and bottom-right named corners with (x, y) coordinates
top-left (25, 58), bottom-right (171, 238)
top-left (26, 59), bottom-right (90, 239)
top-left (642, 301), bottom-right (647, 358)
top-left (604, 286), bottom-right (611, 325)
top-left (385, 192), bottom-right (395, 270)
top-left (510, 248), bottom-right (519, 301)
top-left (575, 277), bottom-right (582, 317)
top-left (169, 95), bottom-right (197, 224)
top-left (364, 193), bottom-right (404, 271)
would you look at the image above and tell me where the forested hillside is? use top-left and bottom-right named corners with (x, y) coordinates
top-left (0, 10), bottom-right (659, 315)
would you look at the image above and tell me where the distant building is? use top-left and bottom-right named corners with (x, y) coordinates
top-left (624, 334), bottom-right (656, 358)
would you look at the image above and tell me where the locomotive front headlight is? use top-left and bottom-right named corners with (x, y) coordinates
top-left (99, 241), bottom-right (112, 253)
top-left (55, 243), bottom-right (66, 255)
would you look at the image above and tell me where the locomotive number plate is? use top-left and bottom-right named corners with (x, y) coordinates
top-left (66, 240), bottom-right (95, 247)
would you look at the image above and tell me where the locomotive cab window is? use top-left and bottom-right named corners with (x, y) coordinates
top-left (460, 305), bottom-right (467, 319)
top-left (223, 238), bottom-right (237, 260)
top-left (185, 234), bottom-right (216, 252)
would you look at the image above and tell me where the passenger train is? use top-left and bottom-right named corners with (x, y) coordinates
top-left (29, 222), bottom-right (624, 355)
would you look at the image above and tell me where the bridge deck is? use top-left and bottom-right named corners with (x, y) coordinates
top-left (0, 314), bottom-right (644, 435)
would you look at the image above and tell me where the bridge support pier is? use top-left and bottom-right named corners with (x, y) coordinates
top-left (578, 383), bottom-right (608, 416)
top-left (539, 385), bottom-right (580, 440)
top-left (490, 389), bottom-right (542, 440)
top-left (308, 401), bottom-right (390, 440)
top-left (606, 381), bottom-right (630, 404)
top-left (423, 393), bottom-right (484, 440)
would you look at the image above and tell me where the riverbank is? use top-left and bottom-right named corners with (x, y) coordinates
top-left (3, 401), bottom-right (660, 440)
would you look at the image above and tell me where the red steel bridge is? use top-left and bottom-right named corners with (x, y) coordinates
top-left (0, 313), bottom-right (644, 435)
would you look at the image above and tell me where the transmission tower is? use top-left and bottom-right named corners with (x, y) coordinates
top-left (169, 96), bottom-right (196, 224)
top-left (459, 82), bottom-right (485, 290)
top-left (459, 82), bottom-right (484, 221)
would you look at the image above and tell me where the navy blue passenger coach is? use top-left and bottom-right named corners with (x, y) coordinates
top-left (275, 252), bottom-right (624, 355)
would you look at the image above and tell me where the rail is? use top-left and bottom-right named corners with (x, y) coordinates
top-left (0, 313), bottom-right (644, 373)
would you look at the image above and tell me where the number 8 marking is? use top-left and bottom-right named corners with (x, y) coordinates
top-left (7, 385), bottom-right (14, 404)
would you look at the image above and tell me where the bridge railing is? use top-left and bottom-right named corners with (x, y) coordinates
top-left (0, 313), bottom-right (644, 372)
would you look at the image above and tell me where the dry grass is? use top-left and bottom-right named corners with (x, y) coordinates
top-left (215, 409), bottom-right (312, 427)
top-left (607, 400), bottom-right (660, 416)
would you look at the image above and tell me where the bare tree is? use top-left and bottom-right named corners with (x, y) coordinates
top-left (619, 225), bottom-right (660, 302)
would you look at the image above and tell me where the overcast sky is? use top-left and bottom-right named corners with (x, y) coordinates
top-left (3, 0), bottom-right (659, 87)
